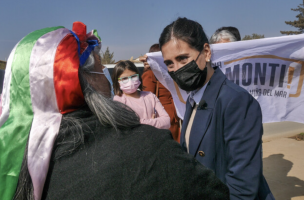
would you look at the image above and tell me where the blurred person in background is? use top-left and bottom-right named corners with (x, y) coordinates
top-left (210, 26), bottom-right (241, 44)
top-left (113, 60), bottom-right (170, 130)
top-left (141, 44), bottom-right (180, 142)
top-left (1, 22), bottom-right (230, 200)
top-left (216, 26), bottom-right (241, 41)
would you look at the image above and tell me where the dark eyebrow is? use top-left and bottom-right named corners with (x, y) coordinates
top-left (164, 53), bottom-right (189, 64)
top-left (175, 53), bottom-right (189, 59)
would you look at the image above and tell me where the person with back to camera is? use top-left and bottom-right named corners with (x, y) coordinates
top-left (141, 44), bottom-right (181, 142)
top-left (142, 17), bottom-right (275, 199)
top-left (113, 60), bottom-right (170, 129)
top-left (0, 21), bottom-right (229, 200)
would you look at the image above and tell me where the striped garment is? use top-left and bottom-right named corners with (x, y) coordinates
top-left (0, 22), bottom-right (98, 200)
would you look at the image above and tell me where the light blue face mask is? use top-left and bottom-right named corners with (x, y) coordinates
top-left (89, 67), bottom-right (114, 98)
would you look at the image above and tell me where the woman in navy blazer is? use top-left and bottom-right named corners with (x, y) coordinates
top-left (159, 17), bottom-right (275, 200)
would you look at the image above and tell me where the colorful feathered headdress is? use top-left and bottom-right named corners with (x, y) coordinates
top-left (0, 21), bottom-right (101, 200)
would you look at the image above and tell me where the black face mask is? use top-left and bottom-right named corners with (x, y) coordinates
top-left (168, 52), bottom-right (208, 91)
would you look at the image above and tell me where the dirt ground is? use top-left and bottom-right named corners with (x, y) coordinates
top-left (263, 137), bottom-right (304, 200)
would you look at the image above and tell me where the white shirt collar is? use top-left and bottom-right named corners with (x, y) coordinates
top-left (189, 82), bottom-right (208, 107)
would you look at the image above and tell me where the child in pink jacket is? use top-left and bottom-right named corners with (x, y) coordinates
top-left (112, 61), bottom-right (170, 129)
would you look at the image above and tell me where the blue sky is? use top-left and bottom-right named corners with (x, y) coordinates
top-left (0, 0), bottom-right (301, 61)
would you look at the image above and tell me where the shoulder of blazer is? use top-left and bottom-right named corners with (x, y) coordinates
top-left (200, 67), bottom-right (227, 109)
top-left (201, 67), bottom-right (255, 109)
top-left (218, 76), bottom-right (255, 104)
top-left (223, 78), bottom-right (250, 94)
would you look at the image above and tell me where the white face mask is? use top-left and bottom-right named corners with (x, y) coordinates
top-left (89, 67), bottom-right (114, 98)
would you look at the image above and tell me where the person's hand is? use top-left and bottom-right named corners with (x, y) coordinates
top-left (139, 55), bottom-right (150, 71)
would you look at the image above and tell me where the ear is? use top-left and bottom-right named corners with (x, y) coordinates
top-left (203, 43), bottom-right (211, 62)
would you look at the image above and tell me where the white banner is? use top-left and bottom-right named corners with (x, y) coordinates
top-left (147, 34), bottom-right (304, 123)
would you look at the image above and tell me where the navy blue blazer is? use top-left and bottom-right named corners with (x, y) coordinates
top-left (181, 68), bottom-right (275, 200)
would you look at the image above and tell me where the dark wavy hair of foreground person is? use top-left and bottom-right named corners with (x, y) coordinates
top-left (13, 51), bottom-right (141, 200)
top-left (159, 17), bottom-right (209, 52)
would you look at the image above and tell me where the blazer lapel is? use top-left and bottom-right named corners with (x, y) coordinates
top-left (188, 108), bottom-right (213, 155)
top-left (188, 67), bottom-right (227, 155)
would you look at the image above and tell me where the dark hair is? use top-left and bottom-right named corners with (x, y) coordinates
top-left (216, 26), bottom-right (241, 41)
top-left (159, 17), bottom-right (209, 52)
top-left (149, 44), bottom-right (160, 53)
top-left (112, 60), bottom-right (142, 96)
